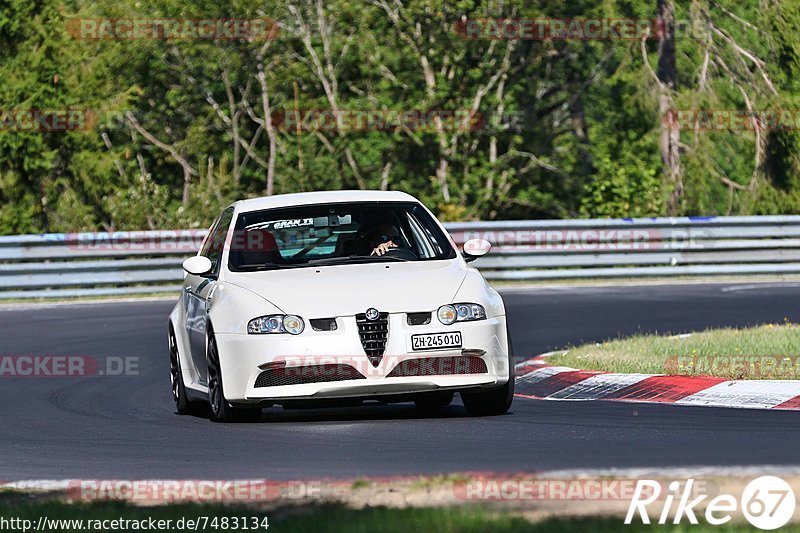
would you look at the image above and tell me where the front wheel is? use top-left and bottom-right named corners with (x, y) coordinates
top-left (170, 328), bottom-right (204, 416)
top-left (461, 377), bottom-right (514, 416)
top-left (207, 333), bottom-right (261, 423)
top-left (414, 391), bottom-right (454, 411)
top-left (461, 333), bottom-right (514, 416)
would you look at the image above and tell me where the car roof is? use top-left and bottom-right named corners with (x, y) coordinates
top-left (236, 190), bottom-right (420, 213)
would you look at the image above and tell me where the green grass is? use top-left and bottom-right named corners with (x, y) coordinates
top-left (350, 479), bottom-right (371, 489)
top-left (0, 501), bottom-right (783, 532)
top-left (549, 324), bottom-right (800, 379)
top-left (408, 473), bottom-right (472, 492)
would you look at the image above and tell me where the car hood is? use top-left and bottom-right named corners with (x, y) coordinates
top-left (224, 259), bottom-right (467, 317)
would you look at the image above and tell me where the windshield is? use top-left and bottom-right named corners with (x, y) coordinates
top-left (228, 201), bottom-right (456, 271)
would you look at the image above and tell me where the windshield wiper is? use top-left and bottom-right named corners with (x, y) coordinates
top-left (305, 255), bottom-right (409, 266)
top-left (235, 256), bottom-right (410, 271)
top-left (234, 264), bottom-right (287, 272)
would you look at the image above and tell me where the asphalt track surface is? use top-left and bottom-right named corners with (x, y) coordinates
top-left (2, 282), bottom-right (800, 480)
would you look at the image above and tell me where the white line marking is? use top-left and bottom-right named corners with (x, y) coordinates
top-left (516, 366), bottom-right (577, 385)
top-left (549, 373), bottom-right (654, 400)
top-left (721, 283), bottom-right (800, 292)
top-left (676, 380), bottom-right (800, 409)
top-left (514, 352), bottom-right (567, 370)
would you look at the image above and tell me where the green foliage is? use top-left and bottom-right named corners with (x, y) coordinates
top-left (0, 0), bottom-right (798, 234)
top-left (580, 148), bottom-right (663, 218)
top-left (752, 184), bottom-right (800, 215)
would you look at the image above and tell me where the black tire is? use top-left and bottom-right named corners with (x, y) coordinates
top-left (461, 333), bottom-right (515, 416)
top-left (414, 391), bottom-right (454, 411)
top-left (207, 332), bottom-right (262, 423)
top-left (169, 327), bottom-right (205, 416)
top-left (461, 378), bottom-right (514, 416)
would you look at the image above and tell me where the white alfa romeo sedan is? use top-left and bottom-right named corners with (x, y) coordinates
top-left (169, 190), bottom-right (513, 422)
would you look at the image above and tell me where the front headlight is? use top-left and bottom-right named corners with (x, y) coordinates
top-left (247, 314), bottom-right (305, 335)
top-left (437, 303), bottom-right (486, 325)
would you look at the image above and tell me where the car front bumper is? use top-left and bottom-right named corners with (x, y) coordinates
top-left (215, 314), bottom-right (510, 403)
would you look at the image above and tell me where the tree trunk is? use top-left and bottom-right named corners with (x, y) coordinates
top-left (257, 64), bottom-right (277, 196)
top-left (571, 94), bottom-right (594, 210)
top-left (657, 0), bottom-right (683, 215)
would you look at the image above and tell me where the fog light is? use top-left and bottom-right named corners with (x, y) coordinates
top-left (437, 305), bottom-right (457, 325)
top-left (283, 315), bottom-right (305, 335)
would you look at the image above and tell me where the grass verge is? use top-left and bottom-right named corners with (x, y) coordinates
top-left (548, 324), bottom-right (800, 379)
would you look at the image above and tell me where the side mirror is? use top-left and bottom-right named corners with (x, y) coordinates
top-left (462, 238), bottom-right (491, 263)
top-left (182, 256), bottom-right (214, 276)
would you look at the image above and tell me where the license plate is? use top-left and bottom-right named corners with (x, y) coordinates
top-left (411, 332), bottom-right (462, 351)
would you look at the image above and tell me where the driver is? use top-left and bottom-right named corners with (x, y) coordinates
top-left (367, 222), bottom-right (403, 256)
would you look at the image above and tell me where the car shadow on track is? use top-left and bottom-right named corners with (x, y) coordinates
top-left (177, 402), bottom-right (515, 424)
top-left (261, 403), bottom-right (470, 423)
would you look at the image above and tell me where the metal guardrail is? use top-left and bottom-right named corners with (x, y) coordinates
top-left (3, 215), bottom-right (800, 299)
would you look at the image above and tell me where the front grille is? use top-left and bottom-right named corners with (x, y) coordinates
top-left (356, 312), bottom-right (389, 367)
top-left (387, 356), bottom-right (488, 377)
top-left (254, 364), bottom-right (366, 388)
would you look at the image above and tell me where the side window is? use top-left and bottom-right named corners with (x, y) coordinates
top-left (200, 207), bottom-right (234, 273)
top-left (199, 217), bottom-right (221, 258)
top-left (405, 213), bottom-right (433, 258)
top-left (406, 209), bottom-right (448, 258)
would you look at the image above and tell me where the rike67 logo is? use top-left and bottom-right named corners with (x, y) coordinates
top-left (626, 476), bottom-right (796, 530)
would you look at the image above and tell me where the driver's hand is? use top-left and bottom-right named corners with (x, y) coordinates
top-left (371, 241), bottom-right (398, 256)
